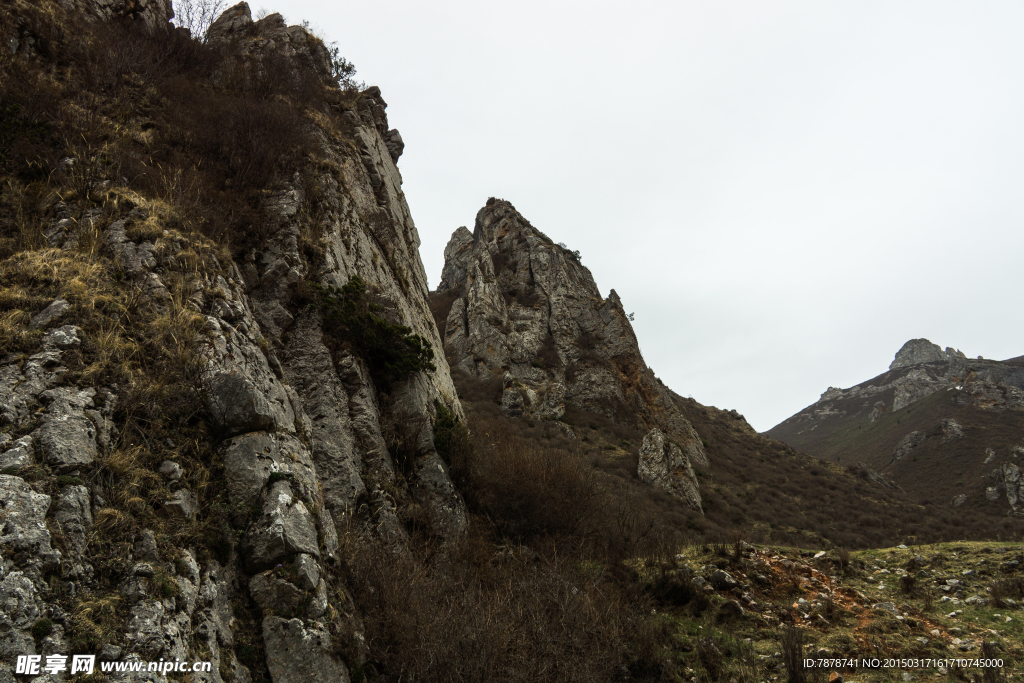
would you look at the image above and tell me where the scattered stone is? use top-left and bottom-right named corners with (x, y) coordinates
top-left (873, 602), bottom-right (900, 617)
top-left (984, 447), bottom-right (996, 465)
top-left (158, 460), bottom-right (183, 481)
top-left (132, 563), bottom-right (156, 578)
top-left (30, 299), bottom-right (70, 329)
top-left (952, 494), bottom-right (968, 508)
top-left (162, 489), bottom-right (195, 520)
top-left (41, 325), bottom-right (82, 351)
top-left (710, 569), bottom-right (738, 591)
top-left (98, 644), bottom-right (123, 662)
top-left (134, 530), bottom-right (160, 563)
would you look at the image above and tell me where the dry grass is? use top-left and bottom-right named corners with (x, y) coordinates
top-left (67, 593), bottom-right (125, 652)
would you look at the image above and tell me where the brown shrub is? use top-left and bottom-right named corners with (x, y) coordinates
top-left (989, 577), bottom-right (1024, 608)
top-left (340, 527), bottom-right (675, 682)
top-left (428, 286), bottom-right (461, 337)
top-left (533, 333), bottom-right (562, 370)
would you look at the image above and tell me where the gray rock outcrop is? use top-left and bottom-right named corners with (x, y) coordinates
top-left (890, 339), bottom-right (955, 370)
top-left (32, 387), bottom-right (99, 472)
top-left (0, 1), bottom-right (471, 681)
top-left (206, 3), bottom-right (333, 83)
top-left (637, 428), bottom-right (703, 512)
top-left (940, 419), bottom-right (964, 442)
top-left (262, 617), bottom-right (351, 683)
top-left (992, 462), bottom-right (1024, 513)
top-left (438, 199), bottom-right (707, 472)
top-left (892, 431), bottom-right (926, 463)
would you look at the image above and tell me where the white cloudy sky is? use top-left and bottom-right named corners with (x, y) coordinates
top-left (261, 0), bottom-right (1024, 432)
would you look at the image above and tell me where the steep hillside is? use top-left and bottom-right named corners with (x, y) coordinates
top-left (0, 2), bottom-right (465, 681)
top-left (768, 339), bottom-right (1024, 518)
top-left (669, 392), bottom-right (1022, 546)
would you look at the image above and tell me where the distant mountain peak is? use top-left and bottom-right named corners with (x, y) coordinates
top-left (889, 338), bottom-right (966, 370)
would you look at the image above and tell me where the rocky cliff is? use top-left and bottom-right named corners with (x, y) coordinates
top-left (436, 199), bottom-right (707, 510)
top-left (0, 2), bottom-right (464, 681)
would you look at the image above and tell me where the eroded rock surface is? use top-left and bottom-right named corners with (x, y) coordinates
top-left (637, 428), bottom-right (702, 512)
top-left (438, 199), bottom-right (707, 501)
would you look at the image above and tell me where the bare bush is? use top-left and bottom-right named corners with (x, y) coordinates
top-left (779, 626), bottom-right (808, 683)
top-left (171, 0), bottom-right (226, 42)
top-left (340, 528), bottom-right (674, 682)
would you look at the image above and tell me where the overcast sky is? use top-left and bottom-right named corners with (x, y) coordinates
top-left (264, 0), bottom-right (1024, 432)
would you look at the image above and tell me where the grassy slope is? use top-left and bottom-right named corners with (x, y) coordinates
top-left (660, 540), bottom-right (1023, 682)
top-left (769, 385), bottom-right (1024, 515)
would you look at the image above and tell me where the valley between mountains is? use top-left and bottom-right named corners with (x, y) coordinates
top-left (0, 1), bottom-right (1020, 682)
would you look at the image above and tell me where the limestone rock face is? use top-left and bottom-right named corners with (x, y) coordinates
top-left (32, 387), bottom-right (98, 472)
top-left (890, 339), bottom-right (950, 370)
top-left (243, 480), bottom-right (321, 572)
top-left (994, 462), bottom-right (1024, 513)
top-left (262, 617), bottom-right (350, 683)
top-left (0, 1), bottom-right (469, 681)
top-left (438, 199), bottom-right (707, 473)
top-left (637, 429), bottom-right (703, 512)
top-left (0, 476), bottom-right (61, 578)
top-left (207, 2), bottom-right (333, 83)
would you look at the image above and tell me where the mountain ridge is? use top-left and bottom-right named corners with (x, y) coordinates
top-left (767, 337), bottom-right (1024, 517)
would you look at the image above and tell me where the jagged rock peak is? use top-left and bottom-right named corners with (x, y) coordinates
top-left (438, 198), bottom-right (708, 501)
top-left (207, 1), bottom-right (334, 83)
top-left (890, 338), bottom-right (965, 370)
